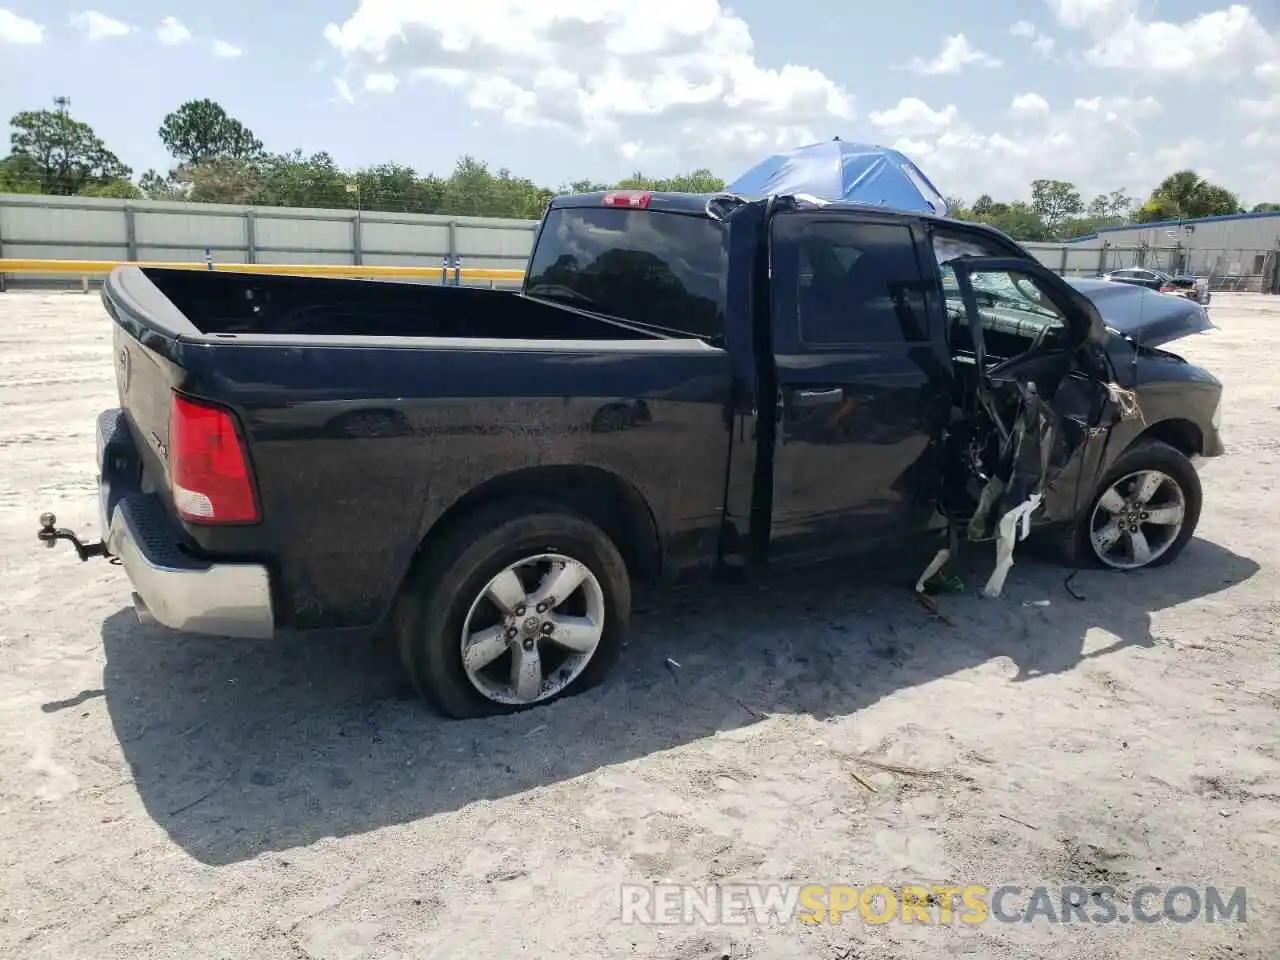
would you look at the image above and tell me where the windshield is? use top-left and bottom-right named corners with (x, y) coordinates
top-left (524, 207), bottom-right (728, 339)
top-left (940, 267), bottom-right (1063, 321)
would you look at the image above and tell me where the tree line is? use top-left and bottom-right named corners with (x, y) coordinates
top-left (3, 98), bottom-right (1276, 238)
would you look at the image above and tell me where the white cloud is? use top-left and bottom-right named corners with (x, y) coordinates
top-left (1073, 94), bottom-right (1162, 121)
top-left (1048, 0), bottom-right (1277, 77)
top-left (156, 16), bottom-right (190, 45)
top-left (1010, 20), bottom-right (1055, 58)
top-left (907, 34), bottom-right (1001, 75)
top-left (1009, 92), bottom-right (1050, 118)
top-left (69, 10), bottom-right (132, 41)
top-left (211, 39), bottom-right (242, 58)
top-left (0, 8), bottom-right (43, 43)
top-left (872, 93), bottom-right (1182, 202)
top-left (334, 77), bottom-right (355, 103)
top-left (322, 0), bottom-right (855, 167)
top-left (1243, 127), bottom-right (1280, 151)
top-left (869, 97), bottom-right (957, 135)
top-left (364, 72), bottom-right (398, 92)
top-left (1239, 93), bottom-right (1280, 119)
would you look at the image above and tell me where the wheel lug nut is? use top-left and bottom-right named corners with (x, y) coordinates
top-left (506, 628), bottom-right (517, 640)
top-left (541, 622), bottom-right (553, 634)
top-left (522, 638), bottom-right (535, 651)
top-left (515, 605), bottom-right (526, 616)
top-left (536, 603), bottom-right (547, 613)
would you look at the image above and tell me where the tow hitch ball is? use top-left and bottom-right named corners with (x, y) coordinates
top-left (37, 512), bottom-right (107, 561)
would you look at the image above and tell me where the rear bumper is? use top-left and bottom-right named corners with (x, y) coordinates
top-left (98, 409), bottom-right (275, 639)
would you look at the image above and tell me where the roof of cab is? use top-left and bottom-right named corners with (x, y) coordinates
top-left (546, 190), bottom-right (1022, 247)
top-left (548, 191), bottom-right (719, 214)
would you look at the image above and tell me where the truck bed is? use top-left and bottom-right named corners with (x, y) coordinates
top-left (120, 267), bottom-right (682, 341)
top-left (101, 265), bottom-right (739, 633)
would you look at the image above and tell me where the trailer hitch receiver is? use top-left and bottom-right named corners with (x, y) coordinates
top-left (38, 512), bottom-right (108, 561)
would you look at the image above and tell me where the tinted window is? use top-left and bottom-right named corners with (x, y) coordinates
top-left (772, 217), bottom-right (929, 345)
top-left (524, 207), bottom-right (727, 338)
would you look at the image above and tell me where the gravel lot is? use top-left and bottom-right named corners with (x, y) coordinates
top-left (1, 291), bottom-right (1277, 960)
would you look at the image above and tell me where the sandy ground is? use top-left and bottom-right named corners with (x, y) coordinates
top-left (0, 291), bottom-right (1277, 960)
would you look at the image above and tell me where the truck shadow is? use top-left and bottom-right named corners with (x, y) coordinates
top-left (99, 537), bottom-right (1257, 866)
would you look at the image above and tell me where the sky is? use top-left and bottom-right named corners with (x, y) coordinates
top-left (2, 0), bottom-right (1280, 206)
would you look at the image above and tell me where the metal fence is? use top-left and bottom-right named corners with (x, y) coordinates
top-left (1025, 239), bottom-right (1278, 293)
top-left (4, 191), bottom-right (1278, 294)
top-left (0, 192), bottom-right (538, 289)
top-left (1094, 244), bottom-right (1278, 292)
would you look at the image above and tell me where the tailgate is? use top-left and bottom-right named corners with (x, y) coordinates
top-left (102, 266), bottom-right (203, 498)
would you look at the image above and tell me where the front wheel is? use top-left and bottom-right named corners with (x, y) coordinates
top-left (1065, 438), bottom-right (1202, 570)
top-left (394, 500), bottom-right (631, 719)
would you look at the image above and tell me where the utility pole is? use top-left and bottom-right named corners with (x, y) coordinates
top-left (53, 96), bottom-right (71, 114)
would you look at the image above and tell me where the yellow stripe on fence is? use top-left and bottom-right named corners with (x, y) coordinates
top-left (0, 259), bottom-right (526, 282)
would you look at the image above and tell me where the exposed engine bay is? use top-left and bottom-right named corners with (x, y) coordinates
top-left (929, 240), bottom-right (1143, 596)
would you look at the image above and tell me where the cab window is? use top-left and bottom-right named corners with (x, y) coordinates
top-left (524, 206), bottom-right (728, 339)
top-left (771, 216), bottom-right (930, 347)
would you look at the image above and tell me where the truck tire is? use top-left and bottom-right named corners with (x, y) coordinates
top-left (1062, 438), bottom-right (1202, 571)
top-left (394, 499), bottom-right (631, 719)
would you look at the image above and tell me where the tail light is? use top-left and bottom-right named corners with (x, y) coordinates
top-left (1159, 284), bottom-right (1175, 294)
top-left (169, 393), bottom-right (259, 524)
top-left (602, 191), bottom-right (651, 208)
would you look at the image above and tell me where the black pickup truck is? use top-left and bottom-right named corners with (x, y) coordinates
top-left (38, 190), bottom-right (1224, 718)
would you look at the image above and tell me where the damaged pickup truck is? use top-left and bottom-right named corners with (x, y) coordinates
top-left (37, 190), bottom-right (1223, 718)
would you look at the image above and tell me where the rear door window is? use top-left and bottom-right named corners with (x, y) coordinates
top-left (524, 207), bottom-right (727, 338)
top-left (771, 216), bottom-right (930, 346)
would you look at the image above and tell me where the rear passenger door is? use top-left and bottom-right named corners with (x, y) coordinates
top-left (765, 211), bottom-right (951, 562)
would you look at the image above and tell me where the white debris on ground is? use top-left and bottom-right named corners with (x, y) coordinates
top-left (1, 292), bottom-right (1278, 959)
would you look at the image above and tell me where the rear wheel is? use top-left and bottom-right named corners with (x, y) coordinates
top-left (1063, 438), bottom-right (1201, 570)
top-left (394, 500), bottom-right (631, 719)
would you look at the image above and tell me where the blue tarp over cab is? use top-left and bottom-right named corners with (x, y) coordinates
top-left (726, 139), bottom-right (948, 216)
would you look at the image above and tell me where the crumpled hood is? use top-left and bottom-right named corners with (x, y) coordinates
top-left (1064, 277), bottom-right (1215, 347)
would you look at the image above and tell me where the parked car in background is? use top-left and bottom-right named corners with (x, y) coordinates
top-left (1101, 267), bottom-right (1173, 292)
top-left (1161, 275), bottom-right (1212, 306)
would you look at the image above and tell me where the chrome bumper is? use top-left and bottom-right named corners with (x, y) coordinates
top-left (97, 409), bottom-right (275, 640)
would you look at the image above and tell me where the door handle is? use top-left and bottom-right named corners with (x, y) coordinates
top-left (793, 387), bottom-right (843, 406)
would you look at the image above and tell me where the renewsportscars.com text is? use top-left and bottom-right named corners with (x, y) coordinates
top-left (619, 883), bottom-right (1248, 926)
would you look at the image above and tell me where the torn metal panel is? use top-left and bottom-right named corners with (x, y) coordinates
top-left (964, 376), bottom-right (1144, 597)
top-left (968, 380), bottom-right (1059, 543)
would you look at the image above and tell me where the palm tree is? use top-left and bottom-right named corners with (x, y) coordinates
top-left (1138, 170), bottom-right (1242, 222)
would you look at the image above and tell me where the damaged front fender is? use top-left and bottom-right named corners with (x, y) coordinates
top-left (944, 256), bottom-right (1149, 597)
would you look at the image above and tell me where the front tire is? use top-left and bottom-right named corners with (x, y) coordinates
top-left (394, 500), bottom-right (631, 719)
top-left (1064, 438), bottom-right (1202, 571)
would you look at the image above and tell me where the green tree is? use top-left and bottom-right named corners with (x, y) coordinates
top-left (353, 163), bottom-right (445, 214)
top-left (1030, 179), bottom-right (1083, 234)
top-left (182, 158), bottom-right (263, 204)
top-left (138, 168), bottom-right (187, 200)
top-left (8, 109), bottom-right (132, 195)
top-left (1137, 170), bottom-right (1241, 222)
top-left (616, 168), bottom-right (726, 193)
top-left (1085, 189), bottom-right (1133, 224)
top-left (159, 99), bottom-right (264, 165)
top-left (948, 195), bottom-right (1052, 242)
top-left (0, 153), bottom-right (42, 193)
top-left (1251, 202), bottom-right (1280, 213)
top-left (255, 150), bottom-right (349, 209)
top-left (81, 178), bottom-right (143, 199)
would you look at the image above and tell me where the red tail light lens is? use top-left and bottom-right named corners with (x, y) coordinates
top-left (602, 191), bottom-right (651, 208)
top-left (169, 394), bottom-right (258, 524)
